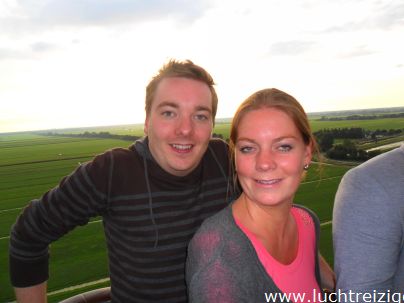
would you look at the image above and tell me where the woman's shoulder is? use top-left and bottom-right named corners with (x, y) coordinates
top-left (188, 205), bottom-right (234, 265)
top-left (292, 204), bottom-right (320, 230)
top-left (196, 204), bottom-right (233, 234)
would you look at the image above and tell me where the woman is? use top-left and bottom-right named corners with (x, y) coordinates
top-left (186, 88), bottom-right (333, 302)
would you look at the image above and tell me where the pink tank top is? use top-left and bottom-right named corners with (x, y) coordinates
top-left (236, 207), bottom-right (321, 302)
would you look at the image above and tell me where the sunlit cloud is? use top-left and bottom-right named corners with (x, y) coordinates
top-left (1, 0), bottom-right (403, 133)
top-left (269, 40), bottom-right (316, 56)
top-left (0, 0), bottom-right (211, 34)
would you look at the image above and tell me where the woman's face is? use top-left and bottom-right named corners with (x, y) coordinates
top-left (235, 107), bottom-right (312, 208)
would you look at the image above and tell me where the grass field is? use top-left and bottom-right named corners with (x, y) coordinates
top-left (215, 117), bottom-right (404, 139)
top-left (39, 115), bottom-right (404, 141)
top-left (4, 114), bottom-right (403, 302)
top-left (0, 135), bottom-right (133, 302)
top-left (0, 131), bottom-right (354, 302)
top-left (310, 117), bottom-right (404, 132)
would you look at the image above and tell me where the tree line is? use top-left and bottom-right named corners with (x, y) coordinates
top-left (41, 127), bottom-right (402, 162)
top-left (42, 131), bottom-right (225, 141)
top-left (42, 131), bottom-right (142, 141)
top-left (314, 127), bottom-right (403, 161)
top-left (317, 112), bottom-right (404, 121)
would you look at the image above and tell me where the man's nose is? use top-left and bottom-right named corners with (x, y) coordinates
top-left (175, 116), bottom-right (193, 136)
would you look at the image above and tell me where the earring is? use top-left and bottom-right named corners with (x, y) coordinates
top-left (303, 164), bottom-right (309, 171)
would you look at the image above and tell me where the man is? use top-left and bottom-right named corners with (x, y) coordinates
top-left (333, 144), bottom-right (404, 302)
top-left (9, 59), bottom-right (232, 303)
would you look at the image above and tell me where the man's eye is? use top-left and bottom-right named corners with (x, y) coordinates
top-left (162, 111), bottom-right (175, 118)
top-left (194, 114), bottom-right (209, 121)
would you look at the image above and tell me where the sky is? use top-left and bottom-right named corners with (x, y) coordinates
top-left (1, 0), bottom-right (403, 133)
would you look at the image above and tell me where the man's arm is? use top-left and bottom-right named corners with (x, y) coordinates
top-left (15, 282), bottom-right (47, 303)
top-left (333, 169), bottom-right (401, 295)
top-left (9, 153), bottom-right (110, 292)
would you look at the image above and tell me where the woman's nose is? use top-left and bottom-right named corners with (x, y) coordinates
top-left (256, 150), bottom-right (276, 171)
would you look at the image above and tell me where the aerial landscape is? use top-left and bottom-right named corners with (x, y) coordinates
top-left (1, 0), bottom-right (403, 301)
top-left (1, 106), bottom-right (403, 302)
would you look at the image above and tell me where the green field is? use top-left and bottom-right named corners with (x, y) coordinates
top-left (0, 132), bottom-right (354, 302)
top-left (0, 135), bottom-right (133, 302)
top-left (217, 116), bottom-right (404, 139)
top-left (36, 115), bottom-right (404, 141)
top-left (310, 117), bottom-right (404, 132)
top-left (3, 114), bottom-right (403, 302)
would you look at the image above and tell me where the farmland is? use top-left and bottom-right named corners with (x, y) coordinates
top-left (215, 117), bottom-right (404, 138)
top-left (0, 135), bottom-right (132, 302)
top-left (1, 113), bottom-right (403, 302)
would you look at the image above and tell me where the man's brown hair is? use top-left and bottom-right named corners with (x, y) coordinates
top-left (145, 59), bottom-right (218, 122)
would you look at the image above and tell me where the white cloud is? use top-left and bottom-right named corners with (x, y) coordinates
top-left (0, 0), bottom-right (403, 133)
top-left (0, 0), bottom-right (211, 34)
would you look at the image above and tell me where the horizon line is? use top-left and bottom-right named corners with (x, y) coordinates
top-left (1, 106), bottom-right (404, 135)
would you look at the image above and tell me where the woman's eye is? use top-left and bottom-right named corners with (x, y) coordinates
top-left (239, 146), bottom-right (254, 153)
top-left (278, 144), bottom-right (292, 152)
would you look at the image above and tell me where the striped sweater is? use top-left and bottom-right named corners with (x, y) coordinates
top-left (9, 137), bottom-right (232, 303)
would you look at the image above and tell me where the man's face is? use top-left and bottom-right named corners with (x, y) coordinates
top-left (144, 77), bottom-right (213, 176)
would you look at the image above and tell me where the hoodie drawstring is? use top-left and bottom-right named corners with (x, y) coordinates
top-left (143, 155), bottom-right (159, 248)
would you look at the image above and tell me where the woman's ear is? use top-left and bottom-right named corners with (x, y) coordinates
top-left (304, 143), bottom-right (313, 167)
